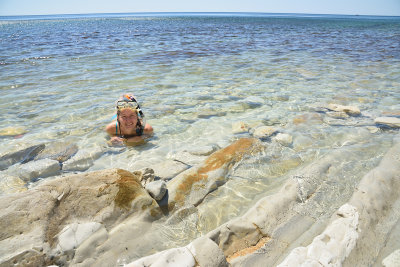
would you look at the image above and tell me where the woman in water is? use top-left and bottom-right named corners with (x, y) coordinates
top-left (105, 94), bottom-right (153, 146)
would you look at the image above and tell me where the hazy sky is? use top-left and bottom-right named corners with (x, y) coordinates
top-left (0, 0), bottom-right (399, 16)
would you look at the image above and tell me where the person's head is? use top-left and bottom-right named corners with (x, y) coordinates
top-left (116, 93), bottom-right (145, 135)
top-left (118, 108), bottom-right (138, 129)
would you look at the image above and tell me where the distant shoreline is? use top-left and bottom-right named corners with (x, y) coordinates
top-left (1, 12), bottom-right (399, 21)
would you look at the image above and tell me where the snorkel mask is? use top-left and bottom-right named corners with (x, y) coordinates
top-left (116, 94), bottom-right (146, 136)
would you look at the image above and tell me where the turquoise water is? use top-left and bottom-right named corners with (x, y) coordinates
top-left (1, 13), bottom-right (400, 258)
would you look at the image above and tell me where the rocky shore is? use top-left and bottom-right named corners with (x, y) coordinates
top-left (0, 104), bottom-right (399, 267)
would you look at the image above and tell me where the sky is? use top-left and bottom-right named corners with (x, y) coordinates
top-left (0, 0), bottom-right (399, 16)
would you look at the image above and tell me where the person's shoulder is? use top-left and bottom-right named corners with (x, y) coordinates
top-left (105, 121), bottom-right (117, 135)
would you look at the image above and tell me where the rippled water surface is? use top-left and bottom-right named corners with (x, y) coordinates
top-left (1, 13), bottom-right (400, 259)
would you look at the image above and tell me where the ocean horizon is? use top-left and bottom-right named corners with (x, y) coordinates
top-left (1, 11), bottom-right (399, 21)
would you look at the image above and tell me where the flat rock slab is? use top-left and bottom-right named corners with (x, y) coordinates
top-left (0, 144), bottom-right (45, 171)
top-left (35, 142), bottom-right (79, 163)
top-left (62, 146), bottom-right (103, 171)
top-left (327, 104), bottom-right (361, 116)
top-left (152, 159), bottom-right (190, 180)
top-left (19, 158), bottom-right (61, 181)
top-left (375, 117), bottom-right (400, 128)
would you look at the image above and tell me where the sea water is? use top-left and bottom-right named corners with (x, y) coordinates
top-left (1, 13), bottom-right (400, 258)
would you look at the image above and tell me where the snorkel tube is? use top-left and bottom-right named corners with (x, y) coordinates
top-left (116, 94), bottom-right (146, 136)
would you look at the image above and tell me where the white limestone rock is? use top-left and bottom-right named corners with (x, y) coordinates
top-left (56, 222), bottom-right (103, 252)
top-left (0, 173), bottom-right (26, 195)
top-left (62, 147), bottom-right (103, 171)
top-left (326, 111), bottom-right (350, 119)
top-left (152, 159), bottom-right (190, 180)
top-left (171, 151), bottom-right (207, 166)
top-left (187, 236), bottom-right (229, 267)
top-left (19, 158), bottom-right (60, 181)
top-left (232, 121), bottom-right (250, 134)
top-left (126, 247), bottom-right (196, 267)
top-left (278, 204), bottom-right (359, 266)
top-left (383, 249), bottom-right (400, 267)
top-left (186, 145), bottom-right (217, 156)
top-left (252, 126), bottom-right (277, 139)
top-left (275, 133), bottom-right (293, 146)
top-left (327, 104), bottom-right (361, 116)
top-left (240, 96), bottom-right (264, 108)
top-left (145, 180), bottom-right (167, 201)
top-left (375, 117), bottom-right (400, 128)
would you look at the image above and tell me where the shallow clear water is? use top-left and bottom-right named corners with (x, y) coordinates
top-left (1, 13), bottom-right (400, 259)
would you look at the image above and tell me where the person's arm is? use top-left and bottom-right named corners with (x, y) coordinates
top-left (105, 121), bottom-right (125, 145)
top-left (124, 123), bottom-right (154, 146)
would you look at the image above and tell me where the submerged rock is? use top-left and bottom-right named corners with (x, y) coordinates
top-left (152, 159), bottom-right (190, 181)
top-left (327, 104), bottom-right (361, 116)
top-left (167, 138), bottom-right (264, 211)
top-left (240, 96), bottom-right (264, 109)
top-left (232, 121), bottom-right (250, 134)
top-left (19, 158), bottom-right (61, 181)
top-left (35, 142), bottom-right (78, 163)
top-left (62, 147), bottom-right (103, 172)
top-left (375, 117), bottom-right (400, 128)
top-left (186, 145), bottom-right (217, 156)
top-left (0, 173), bottom-right (26, 195)
top-left (274, 133), bottom-right (293, 147)
top-left (0, 144), bottom-right (45, 171)
top-left (0, 126), bottom-right (27, 137)
top-left (252, 126), bottom-right (277, 139)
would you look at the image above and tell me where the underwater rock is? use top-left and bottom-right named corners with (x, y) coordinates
top-left (292, 135), bottom-right (314, 151)
top-left (327, 104), bottom-right (361, 116)
top-left (152, 159), bottom-right (190, 181)
top-left (381, 110), bottom-right (400, 118)
top-left (62, 147), bottom-right (103, 172)
top-left (240, 96), bottom-right (264, 109)
top-left (35, 142), bottom-right (78, 163)
top-left (293, 113), bottom-right (323, 125)
top-left (167, 138), bottom-right (264, 211)
top-left (0, 144), bottom-right (45, 171)
top-left (252, 126), bottom-right (277, 139)
top-left (186, 145), bottom-right (217, 156)
top-left (232, 121), bottom-right (250, 134)
top-left (274, 133), bottom-right (293, 146)
top-left (0, 126), bottom-right (27, 137)
top-left (197, 110), bottom-right (227, 119)
top-left (145, 180), bottom-right (167, 201)
top-left (19, 158), bottom-right (61, 181)
top-left (375, 116), bottom-right (400, 128)
top-left (0, 173), bottom-right (26, 195)
top-left (171, 151), bottom-right (207, 166)
top-left (326, 111), bottom-right (350, 119)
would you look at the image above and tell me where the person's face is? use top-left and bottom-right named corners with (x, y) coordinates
top-left (118, 108), bottom-right (138, 129)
